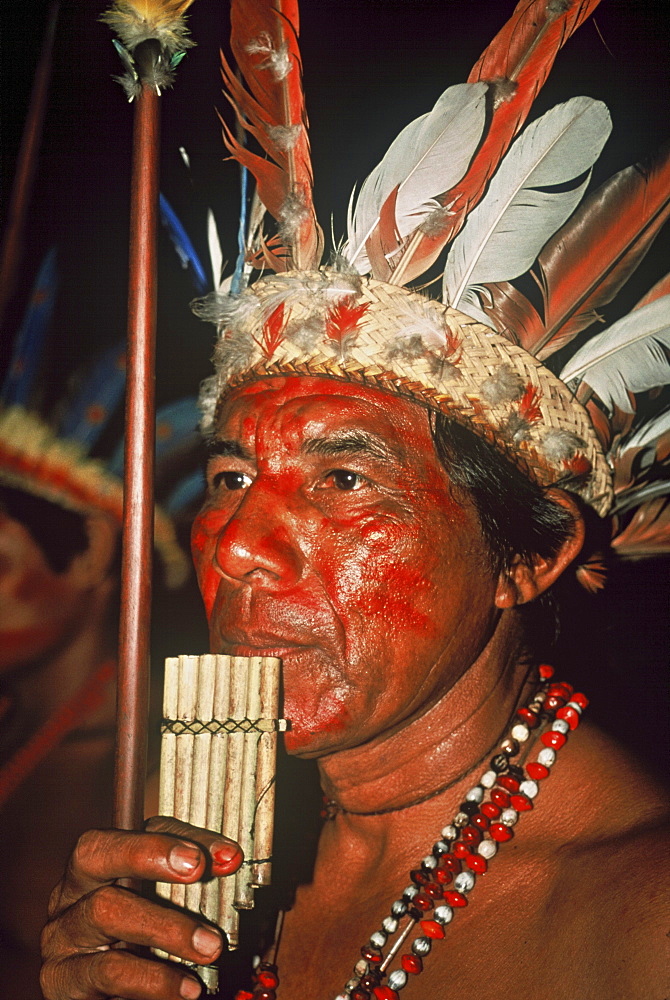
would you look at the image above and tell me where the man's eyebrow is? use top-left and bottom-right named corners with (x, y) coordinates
top-left (207, 439), bottom-right (251, 459)
top-left (303, 432), bottom-right (397, 462)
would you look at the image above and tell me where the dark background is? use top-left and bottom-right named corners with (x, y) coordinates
top-left (1, 1), bottom-right (668, 779)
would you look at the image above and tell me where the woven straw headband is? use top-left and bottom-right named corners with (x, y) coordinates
top-left (197, 270), bottom-right (612, 516)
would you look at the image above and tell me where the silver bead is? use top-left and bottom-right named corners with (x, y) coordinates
top-left (441, 824), bottom-right (457, 840)
top-left (412, 936), bottom-right (432, 956)
top-left (511, 723), bottom-right (530, 742)
top-left (382, 915), bottom-right (399, 935)
top-left (388, 970), bottom-right (408, 991)
top-left (454, 870), bottom-right (476, 892)
top-left (422, 854), bottom-right (437, 870)
top-left (567, 700), bottom-right (583, 714)
top-left (519, 778), bottom-right (538, 799)
top-left (478, 838), bottom-right (497, 859)
top-left (537, 746), bottom-right (556, 767)
top-left (403, 884), bottom-right (418, 900)
top-left (552, 718), bottom-right (569, 734)
top-left (480, 769), bottom-right (497, 788)
top-left (434, 904), bottom-right (454, 925)
top-left (454, 811), bottom-right (469, 827)
top-left (391, 899), bottom-right (408, 917)
top-left (345, 978), bottom-right (360, 992)
top-left (433, 839), bottom-right (450, 856)
top-left (501, 807), bottom-right (518, 826)
top-left (370, 930), bottom-right (386, 948)
top-left (465, 785), bottom-right (484, 803)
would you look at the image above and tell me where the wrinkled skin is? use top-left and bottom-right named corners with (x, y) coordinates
top-left (39, 380), bottom-right (670, 1000)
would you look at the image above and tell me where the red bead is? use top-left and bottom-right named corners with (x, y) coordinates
top-left (466, 853), bottom-right (488, 873)
top-left (362, 946), bottom-right (383, 963)
top-left (414, 892), bottom-right (433, 911)
top-left (461, 825), bottom-right (482, 845)
top-left (256, 971), bottom-right (279, 989)
top-left (572, 692), bottom-right (589, 709)
top-left (541, 730), bottom-right (567, 750)
top-left (453, 842), bottom-right (470, 858)
top-left (255, 992), bottom-right (276, 1000)
top-left (526, 761), bottom-right (549, 780)
top-left (545, 694), bottom-right (566, 712)
top-left (443, 890), bottom-right (468, 907)
top-left (481, 801), bottom-right (501, 819)
top-left (372, 988), bottom-right (399, 1000)
top-left (420, 919), bottom-right (446, 939)
top-left (471, 812), bottom-right (490, 830)
top-left (548, 681), bottom-right (573, 699)
top-left (441, 853), bottom-right (460, 872)
top-left (235, 992), bottom-right (254, 1000)
top-left (516, 707), bottom-right (539, 729)
top-left (435, 867), bottom-right (453, 884)
top-left (410, 868), bottom-right (431, 885)
top-left (491, 788), bottom-right (510, 807)
top-left (510, 793), bottom-right (533, 811)
top-left (497, 774), bottom-right (520, 793)
top-left (402, 954), bottom-right (423, 975)
top-left (556, 705), bottom-right (580, 730)
top-left (351, 990), bottom-right (370, 1000)
top-left (538, 663), bottom-right (555, 679)
top-left (424, 882), bottom-right (443, 900)
top-left (490, 823), bottom-right (514, 843)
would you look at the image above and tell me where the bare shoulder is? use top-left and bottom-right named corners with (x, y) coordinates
top-left (545, 723), bottom-right (670, 996)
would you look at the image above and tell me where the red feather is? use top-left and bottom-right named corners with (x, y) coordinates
top-left (386, 0), bottom-right (601, 285)
top-left (612, 497), bottom-right (670, 559)
top-left (253, 302), bottom-right (287, 358)
top-left (518, 383), bottom-right (542, 424)
top-left (326, 299), bottom-right (370, 353)
top-left (528, 141), bottom-right (670, 358)
top-left (468, 280), bottom-right (544, 347)
top-left (633, 270), bottom-right (670, 311)
top-left (220, 0), bottom-right (323, 271)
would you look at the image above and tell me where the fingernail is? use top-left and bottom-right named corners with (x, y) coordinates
top-left (192, 925), bottom-right (222, 958)
top-left (211, 842), bottom-right (243, 874)
top-left (168, 842), bottom-right (201, 875)
top-left (180, 975), bottom-right (202, 999)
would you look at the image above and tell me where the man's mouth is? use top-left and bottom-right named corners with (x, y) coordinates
top-left (217, 630), bottom-right (310, 659)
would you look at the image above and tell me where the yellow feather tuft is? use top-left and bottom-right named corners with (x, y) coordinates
top-left (101, 0), bottom-right (196, 55)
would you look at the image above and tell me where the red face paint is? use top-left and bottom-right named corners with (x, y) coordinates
top-left (191, 377), bottom-right (500, 757)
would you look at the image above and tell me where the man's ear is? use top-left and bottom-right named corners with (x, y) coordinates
top-left (494, 489), bottom-right (585, 608)
top-left (67, 512), bottom-right (119, 589)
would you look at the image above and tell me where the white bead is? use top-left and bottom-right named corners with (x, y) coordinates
top-left (454, 811), bottom-right (469, 827)
top-left (422, 854), bottom-right (437, 869)
top-left (537, 746), bottom-right (556, 767)
top-left (382, 915), bottom-right (399, 935)
top-left (501, 807), bottom-right (518, 826)
top-left (434, 904), bottom-right (454, 924)
top-left (441, 824), bottom-right (457, 840)
top-left (403, 884), bottom-right (418, 900)
top-left (354, 959), bottom-right (368, 976)
top-left (552, 718), bottom-right (569, 734)
top-left (511, 723), bottom-right (530, 742)
top-left (454, 870), bottom-right (475, 892)
top-left (480, 769), bottom-right (497, 788)
top-left (346, 983), bottom-right (359, 994)
top-left (567, 700), bottom-right (583, 714)
top-left (334, 994), bottom-right (348, 1000)
top-left (388, 970), bottom-right (408, 991)
top-left (478, 838), bottom-right (498, 859)
top-left (465, 785), bottom-right (484, 803)
top-left (370, 930), bottom-right (386, 948)
top-left (519, 778), bottom-right (538, 799)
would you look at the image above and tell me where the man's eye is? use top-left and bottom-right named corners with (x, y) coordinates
top-left (211, 470), bottom-right (252, 491)
top-left (328, 469), bottom-right (364, 491)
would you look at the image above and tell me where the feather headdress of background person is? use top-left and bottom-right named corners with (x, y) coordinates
top-left (192, 0), bottom-right (669, 585)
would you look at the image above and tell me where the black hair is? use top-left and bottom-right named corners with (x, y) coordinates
top-left (430, 413), bottom-right (577, 574)
top-left (0, 483), bottom-right (89, 573)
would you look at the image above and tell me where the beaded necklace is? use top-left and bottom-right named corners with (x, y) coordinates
top-left (237, 664), bottom-right (587, 1000)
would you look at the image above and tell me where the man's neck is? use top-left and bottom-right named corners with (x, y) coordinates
top-left (317, 611), bottom-right (532, 817)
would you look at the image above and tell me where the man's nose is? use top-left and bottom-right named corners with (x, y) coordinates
top-left (213, 484), bottom-right (303, 588)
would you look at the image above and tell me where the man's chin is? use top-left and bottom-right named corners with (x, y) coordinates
top-left (281, 694), bottom-right (353, 756)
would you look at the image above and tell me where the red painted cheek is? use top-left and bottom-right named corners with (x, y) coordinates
top-left (284, 701), bottom-right (351, 750)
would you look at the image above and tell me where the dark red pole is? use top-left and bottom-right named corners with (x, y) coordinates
top-left (113, 72), bottom-right (161, 833)
top-left (0, 0), bottom-right (60, 335)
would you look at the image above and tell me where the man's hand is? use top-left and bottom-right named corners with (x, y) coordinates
top-left (40, 817), bottom-right (243, 1000)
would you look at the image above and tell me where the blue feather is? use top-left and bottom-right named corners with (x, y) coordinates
top-left (159, 193), bottom-right (208, 294)
top-left (2, 247), bottom-right (58, 406)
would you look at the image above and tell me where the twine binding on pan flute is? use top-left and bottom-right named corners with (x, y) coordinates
top-left (156, 653), bottom-right (287, 993)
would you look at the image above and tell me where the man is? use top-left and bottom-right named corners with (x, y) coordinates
top-left (38, 272), bottom-right (669, 999)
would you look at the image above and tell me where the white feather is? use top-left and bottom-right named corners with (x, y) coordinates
top-left (343, 83), bottom-right (488, 273)
top-left (207, 208), bottom-right (224, 292)
top-left (618, 407), bottom-right (670, 453)
top-left (560, 295), bottom-right (670, 414)
top-left (443, 97), bottom-right (612, 308)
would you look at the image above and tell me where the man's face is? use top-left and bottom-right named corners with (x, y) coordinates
top-left (0, 505), bottom-right (88, 672)
top-left (191, 376), bottom-right (501, 756)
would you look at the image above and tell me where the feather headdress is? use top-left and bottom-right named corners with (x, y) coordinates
top-left (194, 0), bottom-right (670, 565)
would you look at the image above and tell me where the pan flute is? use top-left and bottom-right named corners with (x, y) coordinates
top-left (156, 653), bottom-right (287, 993)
